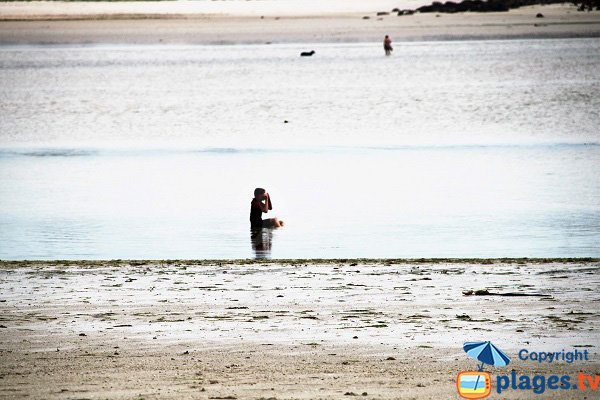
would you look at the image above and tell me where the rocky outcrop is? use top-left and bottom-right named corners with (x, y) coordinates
top-left (390, 0), bottom-right (598, 15)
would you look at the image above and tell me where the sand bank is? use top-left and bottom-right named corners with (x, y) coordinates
top-left (0, 0), bottom-right (424, 19)
top-left (0, 2), bottom-right (599, 44)
top-left (0, 259), bottom-right (598, 399)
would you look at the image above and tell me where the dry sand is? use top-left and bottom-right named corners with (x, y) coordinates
top-left (0, 2), bottom-right (599, 44)
top-left (0, 259), bottom-right (598, 399)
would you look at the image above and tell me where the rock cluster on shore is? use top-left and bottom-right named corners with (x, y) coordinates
top-left (386, 0), bottom-right (599, 16)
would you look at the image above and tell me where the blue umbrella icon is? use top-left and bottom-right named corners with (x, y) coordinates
top-left (464, 341), bottom-right (511, 391)
top-left (464, 341), bottom-right (511, 370)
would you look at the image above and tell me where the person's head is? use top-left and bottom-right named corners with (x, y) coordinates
top-left (385, 35), bottom-right (389, 39)
top-left (254, 187), bottom-right (266, 199)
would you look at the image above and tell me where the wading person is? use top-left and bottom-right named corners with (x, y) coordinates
top-left (384, 35), bottom-right (393, 56)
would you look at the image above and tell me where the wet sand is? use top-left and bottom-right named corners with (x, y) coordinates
top-left (0, 259), bottom-right (598, 399)
top-left (1, 3), bottom-right (599, 44)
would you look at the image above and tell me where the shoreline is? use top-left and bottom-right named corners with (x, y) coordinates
top-left (1, 257), bottom-right (599, 266)
top-left (1, 4), bottom-right (599, 44)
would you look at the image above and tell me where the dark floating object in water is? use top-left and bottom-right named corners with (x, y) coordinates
top-left (536, 12), bottom-right (544, 18)
top-left (300, 50), bottom-right (315, 57)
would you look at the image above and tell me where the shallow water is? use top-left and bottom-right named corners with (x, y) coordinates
top-left (0, 39), bottom-right (599, 259)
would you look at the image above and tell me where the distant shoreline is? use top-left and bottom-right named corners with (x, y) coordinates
top-left (1, 4), bottom-right (599, 44)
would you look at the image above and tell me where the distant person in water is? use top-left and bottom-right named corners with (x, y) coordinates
top-left (384, 35), bottom-right (393, 56)
top-left (250, 188), bottom-right (284, 229)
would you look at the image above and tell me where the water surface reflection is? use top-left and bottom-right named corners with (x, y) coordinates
top-left (251, 228), bottom-right (273, 259)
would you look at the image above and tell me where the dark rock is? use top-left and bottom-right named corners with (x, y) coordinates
top-left (362, 16), bottom-right (370, 19)
top-left (376, 11), bottom-right (390, 15)
top-left (300, 50), bottom-right (315, 57)
top-left (417, 0), bottom-right (512, 14)
top-left (536, 12), bottom-right (544, 17)
top-left (574, 0), bottom-right (600, 12)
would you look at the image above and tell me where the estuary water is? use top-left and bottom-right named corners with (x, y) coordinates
top-left (0, 39), bottom-right (598, 259)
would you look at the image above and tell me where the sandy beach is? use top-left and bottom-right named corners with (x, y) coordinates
top-left (0, 2), bottom-right (599, 44)
top-left (0, 259), bottom-right (598, 399)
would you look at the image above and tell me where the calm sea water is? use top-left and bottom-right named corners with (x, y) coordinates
top-left (0, 39), bottom-right (599, 259)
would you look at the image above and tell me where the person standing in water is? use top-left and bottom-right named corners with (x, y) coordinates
top-left (383, 35), bottom-right (393, 56)
top-left (250, 188), bottom-right (284, 229)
